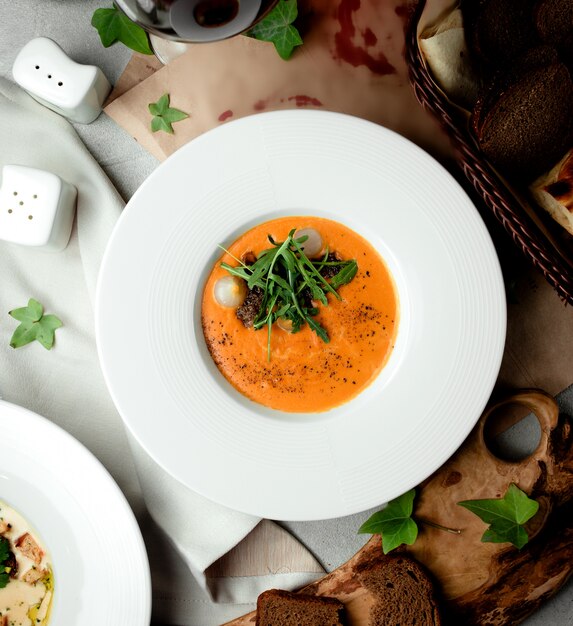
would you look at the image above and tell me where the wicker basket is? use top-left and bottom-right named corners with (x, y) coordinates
top-left (405, 0), bottom-right (573, 305)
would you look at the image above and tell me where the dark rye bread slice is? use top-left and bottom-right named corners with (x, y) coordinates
top-left (471, 45), bottom-right (560, 138)
top-left (473, 60), bottom-right (573, 181)
top-left (534, 0), bottom-right (573, 44)
top-left (535, 0), bottom-right (573, 73)
top-left (255, 589), bottom-right (346, 626)
top-left (462, 0), bottom-right (539, 67)
top-left (357, 555), bottom-right (442, 626)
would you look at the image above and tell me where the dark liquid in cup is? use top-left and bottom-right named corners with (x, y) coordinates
top-left (118, 0), bottom-right (279, 41)
top-left (194, 0), bottom-right (239, 27)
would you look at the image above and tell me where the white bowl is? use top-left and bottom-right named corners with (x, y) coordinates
top-left (96, 110), bottom-right (506, 521)
top-left (0, 400), bottom-right (151, 624)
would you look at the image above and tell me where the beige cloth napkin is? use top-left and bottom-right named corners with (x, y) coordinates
top-left (0, 77), bottom-right (324, 626)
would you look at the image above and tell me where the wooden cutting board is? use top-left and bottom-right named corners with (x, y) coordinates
top-left (224, 389), bottom-right (573, 625)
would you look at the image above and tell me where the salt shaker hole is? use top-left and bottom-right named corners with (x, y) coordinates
top-left (58, 82), bottom-right (63, 87)
top-left (7, 209), bottom-right (12, 214)
top-left (47, 74), bottom-right (52, 79)
top-left (35, 65), bottom-right (39, 69)
top-left (28, 215), bottom-right (33, 220)
top-left (19, 201), bottom-right (23, 206)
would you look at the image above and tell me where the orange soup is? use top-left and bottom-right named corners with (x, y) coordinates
top-left (201, 216), bottom-right (398, 412)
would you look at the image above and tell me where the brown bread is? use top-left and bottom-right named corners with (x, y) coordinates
top-left (463, 0), bottom-right (539, 66)
top-left (535, 0), bottom-right (573, 73)
top-left (472, 60), bottom-right (573, 181)
top-left (358, 555), bottom-right (442, 626)
top-left (534, 0), bottom-right (573, 44)
top-left (471, 45), bottom-right (560, 138)
top-left (256, 589), bottom-right (346, 626)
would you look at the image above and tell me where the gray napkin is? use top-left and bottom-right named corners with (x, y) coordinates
top-left (0, 77), bottom-right (323, 625)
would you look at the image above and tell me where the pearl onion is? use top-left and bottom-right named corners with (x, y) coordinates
top-left (214, 276), bottom-right (247, 308)
top-left (277, 317), bottom-right (294, 333)
top-left (294, 228), bottom-right (323, 258)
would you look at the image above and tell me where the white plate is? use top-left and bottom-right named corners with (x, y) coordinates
top-left (0, 400), bottom-right (151, 624)
top-left (96, 111), bottom-right (506, 521)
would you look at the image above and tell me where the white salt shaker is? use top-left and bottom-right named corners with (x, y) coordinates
top-left (0, 165), bottom-right (77, 252)
top-left (12, 37), bottom-right (111, 124)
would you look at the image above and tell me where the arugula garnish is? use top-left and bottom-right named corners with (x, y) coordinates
top-left (9, 298), bottom-right (63, 350)
top-left (92, 3), bottom-right (153, 55)
top-left (221, 229), bottom-right (357, 360)
top-left (247, 0), bottom-right (303, 60)
top-left (0, 537), bottom-right (11, 588)
top-left (358, 490), bottom-right (419, 554)
top-left (148, 93), bottom-right (189, 134)
top-left (458, 483), bottom-right (539, 549)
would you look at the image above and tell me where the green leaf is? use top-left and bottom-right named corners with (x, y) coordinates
top-left (305, 315), bottom-right (329, 343)
top-left (148, 93), bottom-right (170, 116)
top-left (149, 93), bottom-right (189, 134)
top-left (35, 314), bottom-right (63, 350)
top-left (358, 489), bottom-right (419, 554)
top-left (0, 537), bottom-right (11, 589)
top-left (0, 537), bottom-right (9, 564)
top-left (220, 227), bottom-right (357, 358)
top-left (9, 298), bottom-right (43, 322)
top-left (9, 299), bottom-right (63, 350)
top-left (91, 5), bottom-right (153, 55)
top-left (330, 261), bottom-right (358, 289)
top-left (151, 116), bottom-right (173, 134)
top-left (247, 0), bottom-right (303, 60)
top-left (458, 483), bottom-right (539, 549)
top-left (9, 321), bottom-right (38, 349)
top-left (162, 108), bottom-right (189, 124)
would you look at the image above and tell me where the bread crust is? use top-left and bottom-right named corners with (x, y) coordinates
top-left (256, 589), bottom-right (346, 626)
top-left (357, 554), bottom-right (442, 626)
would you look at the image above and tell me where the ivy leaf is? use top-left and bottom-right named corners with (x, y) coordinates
top-left (247, 0), bottom-right (303, 60)
top-left (9, 299), bottom-right (63, 350)
top-left (148, 93), bottom-right (189, 134)
top-left (358, 489), bottom-right (418, 554)
top-left (148, 93), bottom-right (169, 116)
top-left (9, 298), bottom-right (43, 323)
top-left (91, 4), bottom-right (153, 55)
top-left (458, 483), bottom-right (539, 549)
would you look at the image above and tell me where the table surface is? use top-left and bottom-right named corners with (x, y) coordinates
top-left (1, 1), bottom-right (572, 625)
